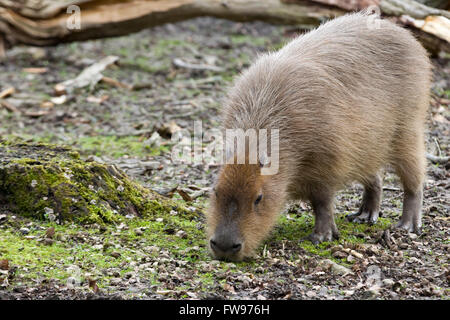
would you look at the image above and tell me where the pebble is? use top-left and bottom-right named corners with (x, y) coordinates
top-left (19, 227), bottom-right (30, 235)
top-left (382, 279), bottom-right (395, 287)
top-left (321, 259), bottom-right (353, 276)
top-left (408, 233), bottom-right (418, 240)
top-left (176, 230), bottom-right (187, 238)
top-left (332, 251), bottom-right (347, 259)
top-left (110, 252), bottom-right (121, 259)
top-left (109, 278), bottom-right (122, 286)
top-left (43, 238), bottom-right (54, 246)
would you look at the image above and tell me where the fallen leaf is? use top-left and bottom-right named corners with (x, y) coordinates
top-left (50, 95), bottom-right (67, 105)
top-left (0, 87), bottom-right (15, 99)
top-left (177, 188), bottom-right (192, 202)
top-left (156, 289), bottom-right (175, 296)
top-left (223, 283), bottom-right (236, 294)
top-left (101, 76), bottom-right (131, 89)
top-left (0, 259), bottom-right (9, 270)
top-left (22, 67), bottom-right (48, 74)
top-left (45, 227), bottom-right (55, 239)
top-left (88, 278), bottom-right (99, 294)
top-left (23, 110), bottom-right (50, 117)
top-left (87, 95), bottom-right (109, 104)
top-left (433, 114), bottom-right (449, 124)
top-left (110, 252), bottom-right (121, 259)
top-left (173, 58), bottom-right (224, 72)
top-left (0, 100), bottom-right (20, 113)
top-left (40, 101), bottom-right (54, 109)
top-left (157, 121), bottom-right (182, 139)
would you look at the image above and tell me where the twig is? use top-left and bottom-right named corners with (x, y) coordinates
top-left (101, 76), bottom-right (132, 90)
top-left (383, 187), bottom-right (401, 192)
top-left (173, 58), bottom-right (224, 72)
top-left (426, 153), bottom-right (449, 165)
top-left (0, 100), bottom-right (20, 113)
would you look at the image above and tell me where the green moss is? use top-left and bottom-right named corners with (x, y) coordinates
top-left (0, 140), bottom-right (193, 224)
top-left (230, 35), bottom-right (267, 46)
top-left (76, 135), bottom-right (165, 158)
top-left (266, 211), bottom-right (392, 262)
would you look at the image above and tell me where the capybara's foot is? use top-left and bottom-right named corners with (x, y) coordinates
top-left (305, 228), bottom-right (340, 245)
top-left (395, 220), bottom-right (422, 235)
top-left (395, 189), bottom-right (423, 234)
top-left (346, 209), bottom-right (379, 224)
top-left (348, 175), bottom-right (381, 224)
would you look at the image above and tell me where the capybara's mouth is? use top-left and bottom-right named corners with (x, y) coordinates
top-left (209, 243), bottom-right (246, 262)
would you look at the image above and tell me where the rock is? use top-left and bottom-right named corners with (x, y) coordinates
top-left (176, 230), bottom-right (187, 238)
top-left (109, 278), bottom-right (122, 286)
top-left (363, 285), bottom-right (382, 299)
top-left (110, 252), bottom-right (121, 259)
top-left (332, 251), bottom-right (348, 259)
top-left (0, 141), bottom-right (194, 223)
top-left (349, 250), bottom-right (364, 260)
top-left (382, 279), bottom-right (395, 288)
top-left (19, 227), bottom-right (30, 235)
top-left (321, 259), bottom-right (353, 276)
top-left (43, 238), bottom-right (54, 246)
top-left (408, 233), bottom-right (418, 240)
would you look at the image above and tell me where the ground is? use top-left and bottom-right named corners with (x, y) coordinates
top-left (0, 17), bottom-right (449, 300)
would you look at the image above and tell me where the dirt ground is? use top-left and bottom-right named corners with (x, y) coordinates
top-left (0, 17), bottom-right (448, 300)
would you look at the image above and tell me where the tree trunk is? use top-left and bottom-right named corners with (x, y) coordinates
top-left (0, 140), bottom-right (189, 223)
top-left (0, 0), bottom-right (448, 54)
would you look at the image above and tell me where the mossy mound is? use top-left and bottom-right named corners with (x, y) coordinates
top-left (0, 140), bottom-right (192, 224)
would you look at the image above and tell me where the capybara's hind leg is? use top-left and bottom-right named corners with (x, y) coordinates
top-left (394, 142), bottom-right (425, 234)
top-left (306, 188), bottom-right (340, 244)
top-left (347, 173), bottom-right (382, 224)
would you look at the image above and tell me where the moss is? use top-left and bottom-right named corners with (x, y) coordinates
top-left (266, 211), bottom-right (393, 263)
top-left (0, 140), bottom-right (194, 224)
top-left (76, 135), bottom-right (165, 158)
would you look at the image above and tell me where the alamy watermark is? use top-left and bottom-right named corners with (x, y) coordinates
top-left (171, 121), bottom-right (280, 175)
top-left (66, 5), bottom-right (81, 30)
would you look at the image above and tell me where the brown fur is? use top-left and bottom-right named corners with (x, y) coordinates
top-left (206, 12), bottom-right (432, 261)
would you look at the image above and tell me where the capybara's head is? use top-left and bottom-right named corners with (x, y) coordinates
top-left (206, 163), bottom-right (283, 261)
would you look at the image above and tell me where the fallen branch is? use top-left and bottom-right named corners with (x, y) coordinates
top-left (54, 55), bottom-right (119, 94)
top-left (0, 0), bottom-right (448, 55)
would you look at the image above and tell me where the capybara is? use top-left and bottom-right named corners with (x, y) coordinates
top-left (206, 11), bottom-right (432, 261)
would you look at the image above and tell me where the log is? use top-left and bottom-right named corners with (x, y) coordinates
top-left (0, 0), bottom-right (448, 53)
top-left (0, 140), bottom-right (192, 223)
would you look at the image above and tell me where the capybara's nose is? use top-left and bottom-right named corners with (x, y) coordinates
top-left (210, 238), bottom-right (242, 256)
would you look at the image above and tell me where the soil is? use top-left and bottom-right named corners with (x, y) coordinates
top-left (0, 17), bottom-right (448, 300)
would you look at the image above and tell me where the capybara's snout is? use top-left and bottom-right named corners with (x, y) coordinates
top-left (209, 228), bottom-right (244, 261)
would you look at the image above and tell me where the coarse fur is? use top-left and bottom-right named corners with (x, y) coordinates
top-left (206, 11), bottom-right (432, 261)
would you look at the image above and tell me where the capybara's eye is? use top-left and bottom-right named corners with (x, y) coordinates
top-left (254, 194), bottom-right (263, 205)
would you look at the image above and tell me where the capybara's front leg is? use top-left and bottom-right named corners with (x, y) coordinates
top-left (307, 190), bottom-right (340, 244)
top-left (396, 188), bottom-right (423, 234)
top-left (347, 173), bottom-right (382, 224)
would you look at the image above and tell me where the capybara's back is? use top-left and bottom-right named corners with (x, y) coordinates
top-left (207, 12), bottom-right (432, 261)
